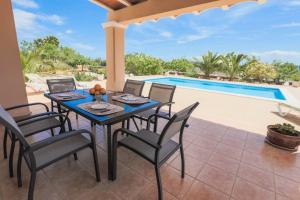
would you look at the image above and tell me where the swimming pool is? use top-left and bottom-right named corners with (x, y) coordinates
top-left (146, 77), bottom-right (286, 101)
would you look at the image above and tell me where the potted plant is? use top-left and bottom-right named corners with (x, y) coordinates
top-left (266, 123), bottom-right (300, 151)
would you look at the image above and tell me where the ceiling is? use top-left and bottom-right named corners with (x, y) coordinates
top-left (92, 0), bottom-right (147, 10)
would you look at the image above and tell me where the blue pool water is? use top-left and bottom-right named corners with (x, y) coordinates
top-left (146, 77), bottom-right (286, 101)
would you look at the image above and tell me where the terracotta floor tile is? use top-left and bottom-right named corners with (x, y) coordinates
top-left (184, 180), bottom-right (229, 200)
top-left (208, 153), bottom-right (240, 174)
top-left (241, 150), bottom-right (274, 172)
top-left (197, 164), bottom-right (236, 195)
top-left (232, 178), bottom-right (275, 200)
top-left (131, 183), bottom-right (177, 200)
top-left (160, 166), bottom-right (194, 199)
top-left (238, 163), bottom-right (275, 191)
top-left (185, 144), bottom-right (213, 162)
top-left (170, 154), bottom-right (204, 178)
top-left (192, 136), bottom-right (219, 151)
top-left (275, 175), bottom-right (300, 200)
top-left (215, 143), bottom-right (243, 161)
top-left (276, 194), bottom-right (291, 200)
top-left (221, 134), bottom-right (246, 149)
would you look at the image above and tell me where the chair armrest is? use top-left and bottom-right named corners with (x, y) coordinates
top-left (146, 113), bottom-right (171, 130)
top-left (16, 112), bottom-right (58, 123)
top-left (155, 102), bottom-right (174, 114)
top-left (113, 128), bottom-right (160, 149)
top-left (30, 129), bottom-right (93, 151)
top-left (5, 102), bottom-right (49, 112)
top-left (18, 112), bottom-right (67, 127)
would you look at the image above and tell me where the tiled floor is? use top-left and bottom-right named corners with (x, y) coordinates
top-left (1, 92), bottom-right (300, 200)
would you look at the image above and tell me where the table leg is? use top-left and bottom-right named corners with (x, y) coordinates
top-left (57, 104), bottom-right (65, 132)
top-left (106, 124), bottom-right (113, 180)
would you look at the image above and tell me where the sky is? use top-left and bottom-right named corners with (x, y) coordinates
top-left (12, 0), bottom-right (300, 64)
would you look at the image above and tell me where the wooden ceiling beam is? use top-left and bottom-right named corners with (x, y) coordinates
top-left (118, 0), bottom-right (132, 6)
top-left (89, 0), bottom-right (114, 11)
top-left (108, 0), bottom-right (261, 25)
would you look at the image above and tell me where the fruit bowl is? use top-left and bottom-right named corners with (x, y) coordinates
top-left (89, 84), bottom-right (106, 96)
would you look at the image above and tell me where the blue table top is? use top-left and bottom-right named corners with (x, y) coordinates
top-left (44, 90), bottom-right (160, 125)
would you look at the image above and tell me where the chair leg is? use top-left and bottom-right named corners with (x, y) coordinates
top-left (50, 129), bottom-right (55, 136)
top-left (28, 170), bottom-right (36, 200)
top-left (9, 138), bottom-right (16, 177)
top-left (3, 128), bottom-right (8, 159)
top-left (126, 119), bottom-right (130, 129)
top-left (180, 146), bottom-right (185, 178)
top-left (17, 144), bottom-right (23, 187)
top-left (132, 117), bottom-right (140, 131)
top-left (154, 164), bottom-right (163, 200)
top-left (92, 146), bottom-right (101, 182)
top-left (154, 117), bottom-right (158, 133)
top-left (76, 114), bottom-right (79, 120)
top-left (73, 153), bottom-right (78, 160)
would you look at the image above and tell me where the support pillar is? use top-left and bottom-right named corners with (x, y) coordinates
top-left (102, 21), bottom-right (127, 91)
top-left (0, 0), bottom-right (29, 116)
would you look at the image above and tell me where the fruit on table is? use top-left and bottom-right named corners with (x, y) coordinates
top-left (89, 84), bottom-right (106, 95)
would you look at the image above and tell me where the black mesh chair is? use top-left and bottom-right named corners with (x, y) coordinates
top-left (133, 83), bottom-right (176, 132)
top-left (112, 102), bottom-right (199, 200)
top-left (123, 79), bottom-right (145, 96)
top-left (0, 106), bottom-right (100, 200)
top-left (46, 78), bottom-right (78, 119)
top-left (3, 103), bottom-right (66, 178)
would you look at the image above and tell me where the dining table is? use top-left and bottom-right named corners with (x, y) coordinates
top-left (44, 90), bottom-right (160, 180)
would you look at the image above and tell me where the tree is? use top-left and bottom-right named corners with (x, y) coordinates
top-left (34, 36), bottom-right (59, 48)
top-left (273, 61), bottom-right (299, 81)
top-left (244, 61), bottom-right (277, 82)
top-left (194, 51), bottom-right (221, 78)
top-left (165, 58), bottom-right (194, 72)
top-left (221, 53), bottom-right (248, 81)
top-left (125, 53), bottom-right (164, 75)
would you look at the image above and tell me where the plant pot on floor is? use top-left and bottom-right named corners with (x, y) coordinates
top-left (266, 123), bottom-right (300, 151)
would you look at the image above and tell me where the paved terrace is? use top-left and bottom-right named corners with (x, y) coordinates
top-left (1, 85), bottom-right (300, 200)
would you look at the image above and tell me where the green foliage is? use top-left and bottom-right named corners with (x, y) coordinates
top-left (194, 51), bottom-right (221, 78)
top-left (274, 123), bottom-right (299, 137)
top-left (19, 36), bottom-right (103, 74)
top-left (273, 61), bottom-right (299, 81)
top-left (125, 53), bottom-right (164, 75)
top-left (244, 61), bottom-right (276, 82)
top-left (74, 72), bottom-right (97, 81)
top-left (221, 53), bottom-right (248, 81)
top-left (165, 58), bottom-right (194, 72)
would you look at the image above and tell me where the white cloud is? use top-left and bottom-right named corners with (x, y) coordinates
top-left (65, 29), bottom-right (73, 34)
top-left (72, 43), bottom-right (95, 51)
top-left (177, 26), bottom-right (223, 44)
top-left (13, 0), bottom-right (39, 9)
top-left (272, 22), bottom-right (300, 28)
top-left (160, 31), bottom-right (172, 38)
top-left (285, 0), bottom-right (300, 6)
top-left (251, 50), bottom-right (300, 63)
top-left (226, 3), bottom-right (261, 21)
top-left (13, 9), bottom-right (64, 39)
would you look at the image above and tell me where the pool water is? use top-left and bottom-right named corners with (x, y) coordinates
top-left (146, 77), bottom-right (286, 101)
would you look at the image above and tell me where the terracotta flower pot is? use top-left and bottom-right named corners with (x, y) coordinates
top-left (266, 125), bottom-right (300, 151)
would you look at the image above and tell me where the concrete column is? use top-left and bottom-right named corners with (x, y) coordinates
top-left (0, 0), bottom-right (29, 116)
top-left (102, 21), bottom-right (127, 91)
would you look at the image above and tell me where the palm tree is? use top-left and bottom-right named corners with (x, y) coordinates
top-left (20, 49), bottom-right (41, 73)
top-left (221, 53), bottom-right (248, 81)
top-left (194, 51), bottom-right (221, 79)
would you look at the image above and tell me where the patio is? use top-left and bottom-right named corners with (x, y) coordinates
top-left (1, 85), bottom-right (300, 200)
top-left (1, 0), bottom-right (300, 199)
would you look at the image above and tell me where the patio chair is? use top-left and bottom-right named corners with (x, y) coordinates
top-left (133, 83), bottom-right (176, 132)
top-left (3, 104), bottom-right (70, 178)
top-left (46, 78), bottom-right (79, 120)
top-left (123, 79), bottom-right (145, 96)
top-left (122, 79), bottom-right (145, 129)
top-left (112, 102), bottom-right (199, 200)
top-left (0, 105), bottom-right (100, 200)
top-left (278, 101), bottom-right (300, 116)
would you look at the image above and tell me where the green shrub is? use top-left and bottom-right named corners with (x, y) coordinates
top-left (74, 72), bottom-right (97, 81)
top-left (244, 61), bottom-right (276, 82)
top-left (165, 58), bottom-right (194, 72)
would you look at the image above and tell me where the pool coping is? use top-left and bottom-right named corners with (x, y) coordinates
top-left (144, 76), bottom-right (295, 103)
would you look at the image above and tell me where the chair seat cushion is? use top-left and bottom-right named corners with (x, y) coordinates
top-left (19, 117), bottom-right (61, 137)
top-left (26, 134), bottom-right (90, 169)
top-left (118, 129), bottom-right (179, 164)
top-left (134, 109), bottom-right (170, 122)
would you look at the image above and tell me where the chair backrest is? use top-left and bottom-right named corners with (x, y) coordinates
top-left (149, 83), bottom-right (176, 103)
top-left (0, 106), bottom-right (29, 148)
top-left (46, 78), bottom-right (76, 94)
top-left (123, 79), bottom-right (145, 96)
top-left (158, 102), bottom-right (199, 146)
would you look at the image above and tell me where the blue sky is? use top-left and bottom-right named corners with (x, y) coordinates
top-left (12, 0), bottom-right (300, 64)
